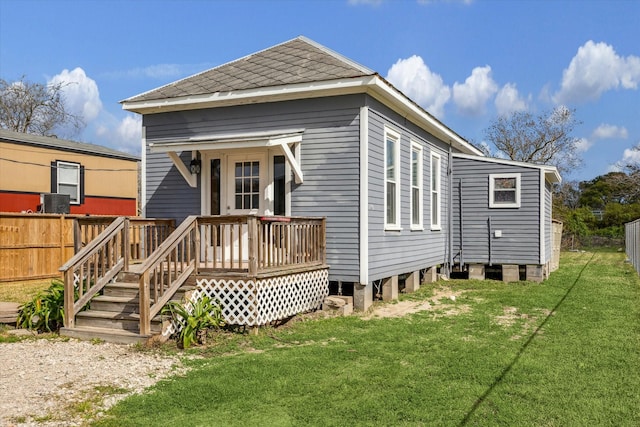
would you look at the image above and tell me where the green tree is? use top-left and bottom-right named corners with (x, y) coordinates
top-left (563, 207), bottom-right (596, 239)
top-left (579, 172), bottom-right (640, 209)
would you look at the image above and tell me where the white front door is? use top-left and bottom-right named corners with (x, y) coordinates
top-left (226, 153), bottom-right (268, 216)
top-left (223, 153), bottom-right (268, 263)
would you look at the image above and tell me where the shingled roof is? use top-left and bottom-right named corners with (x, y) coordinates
top-left (121, 36), bottom-right (483, 156)
top-left (0, 129), bottom-right (139, 161)
top-left (124, 36), bottom-right (375, 103)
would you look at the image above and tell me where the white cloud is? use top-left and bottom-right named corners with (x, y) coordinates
top-left (116, 115), bottom-right (142, 151)
top-left (554, 40), bottom-right (640, 104)
top-left (452, 65), bottom-right (498, 116)
top-left (96, 124), bottom-right (109, 137)
top-left (615, 146), bottom-right (640, 171)
top-left (591, 123), bottom-right (628, 140)
top-left (575, 137), bottom-right (593, 153)
top-left (386, 55), bottom-right (451, 118)
top-left (48, 67), bottom-right (102, 122)
top-left (418, 0), bottom-right (474, 4)
top-left (348, 0), bottom-right (383, 5)
top-left (494, 83), bottom-right (527, 116)
top-left (478, 140), bottom-right (507, 159)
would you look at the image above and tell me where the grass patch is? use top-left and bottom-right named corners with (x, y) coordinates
top-left (0, 279), bottom-right (51, 303)
top-left (95, 252), bottom-right (640, 426)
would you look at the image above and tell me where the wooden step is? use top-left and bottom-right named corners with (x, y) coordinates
top-left (75, 310), bottom-right (163, 333)
top-left (60, 326), bottom-right (151, 345)
top-left (0, 302), bottom-right (20, 324)
top-left (102, 282), bottom-right (139, 298)
top-left (90, 295), bottom-right (139, 313)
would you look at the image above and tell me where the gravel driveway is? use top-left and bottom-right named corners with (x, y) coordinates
top-left (0, 337), bottom-right (187, 426)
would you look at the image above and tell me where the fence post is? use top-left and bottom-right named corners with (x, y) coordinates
top-left (139, 271), bottom-right (151, 335)
top-left (123, 217), bottom-right (130, 271)
top-left (194, 218), bottom-right (201, 274)
top-left (320, 217), bottom-right (327, 265)
top-left (73, 218), bottom-right (82, 253)
top-left (59, 215), bottom-right (66, 266)
top-left (248, 216), bottom-right (258, 276)
top-left (63, 268), bottom-right (75, 328)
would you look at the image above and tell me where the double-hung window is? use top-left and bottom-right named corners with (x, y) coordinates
top-left (410, 142), bottom-right (423, 229)
top-left (56, 161), bottom-right (81, 204)
top-left (430, 153), bottom-right (441, 230)
top-left (384, 127), bottom-right (401, 229)
top-left (489, 173), bottom-right (521, 208)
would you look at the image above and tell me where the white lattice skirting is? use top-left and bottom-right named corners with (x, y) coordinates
top-left (164, 268), bottom-right (329, 336)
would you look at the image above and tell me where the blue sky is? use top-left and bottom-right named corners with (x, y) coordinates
top-left (1, 0), bottom-right (639, 182)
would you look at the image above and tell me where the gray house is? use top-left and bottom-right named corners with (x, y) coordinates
top-left (451, 154), bottom-right (561, 281)
top-left (121, 36), bottom-right (558, 313)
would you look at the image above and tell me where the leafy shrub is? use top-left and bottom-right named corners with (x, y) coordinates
top-left (162, 296), bottom-right (224, 348)
top-left (17, 279), bottom-right (67, 332)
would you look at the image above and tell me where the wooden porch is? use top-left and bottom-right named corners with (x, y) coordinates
top-left (59, 215), bottom-right (328, 344)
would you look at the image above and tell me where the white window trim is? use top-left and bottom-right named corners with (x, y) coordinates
top-left (410, 141), bottom-right (423, 230)
top-left (384, 127), bottom-right (401, 230)
top-left (489, 173), bottom-right (521, 208)
top-left (430, 152), bottom-right (441, 230)
top-left (56, 160), bottom-right (80, 205)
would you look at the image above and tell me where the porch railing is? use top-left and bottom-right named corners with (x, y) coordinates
top-left (137, 216), bottom-right (198, 335)
top-left (60, 216), bottom-right (176, 329)
top-left (74, 217), bottom-right (175, 264)
top-left (137, 215), bottom-right (327, 334)
top-left (60, 217), bottom-right (129, 328)
top-left (197, 215), bottom-right (327, 275)
top-left (61, 214), bottom-right (326, 335)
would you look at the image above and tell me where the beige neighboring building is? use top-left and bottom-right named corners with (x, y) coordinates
top-left (0, 129), bottom-right (139, 215)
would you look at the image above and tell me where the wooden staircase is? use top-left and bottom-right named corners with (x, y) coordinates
top-left (59, 216), bottom-right (197, 345)
top-left (58, 214), bottom-right (328, 344)
top-left (60, 271), bottom-right (194, 344)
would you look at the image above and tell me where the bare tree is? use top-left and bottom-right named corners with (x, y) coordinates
top-left (483, 107), bottom-right (582, 175)
top-left (618, 142), bottom-right (640, 174)
top-left (0, 76), bottom-right (84, 137)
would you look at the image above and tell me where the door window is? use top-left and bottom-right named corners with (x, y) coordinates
top-left (234, 161), bottom-right (260, 210)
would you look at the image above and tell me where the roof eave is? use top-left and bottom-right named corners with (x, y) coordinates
top-left (121, 76), bottom-right (378, 114)
top-left (452, 153), bottom-right (562, 183)
top-left (122, 74), bottom-right (482, 156)
top-left (0, 131), bottom-right (139, 161)
top-left (367, 77), bottom-right (483, 156)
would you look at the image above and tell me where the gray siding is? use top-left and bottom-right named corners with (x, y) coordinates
top-left (452, 157), bottom-right (542, 265)
top-left (366, 97), bottom-right (450, 282)
top-left (145, 150), bottom-right (200, 222)
top-left (544, 180), bottom-right (553, 264)
top-left (143, 95), bottom-right (363, 282)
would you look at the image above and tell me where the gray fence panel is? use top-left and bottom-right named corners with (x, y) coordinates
top-left (625, 218), bottom-right (640, 274)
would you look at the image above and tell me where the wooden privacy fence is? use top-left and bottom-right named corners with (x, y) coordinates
top-left (625, 218), bottom-right (640, 275)
top-left (0, 213), bottom-right (174, 283)
top-left (0, 213), bottom-right (74, 283)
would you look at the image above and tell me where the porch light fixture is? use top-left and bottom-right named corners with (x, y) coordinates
top-left (189, 158), bottom-right (201, 174)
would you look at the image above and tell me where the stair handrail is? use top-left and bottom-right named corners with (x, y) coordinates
top-left (137, 215), bottom-right (199, 335)
top-left (60, 216), bottom-right (129, 328)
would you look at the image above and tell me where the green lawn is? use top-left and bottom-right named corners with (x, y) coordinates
top-left (96, 251), bottom-right (640, 426)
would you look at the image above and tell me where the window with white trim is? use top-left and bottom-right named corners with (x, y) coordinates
top-left (430, 153), bottom-right (441, 230)
top-left (489, 173), bottom-right (521, 208)
top-left (56, 161), bottom-right (81, 204)
top-left (410, 142), bottom-right (423, 229)
top-left (384, 127), bottom-right (401, 229)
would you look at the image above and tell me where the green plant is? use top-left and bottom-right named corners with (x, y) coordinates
top-left (162, 296), bottom-right (224, 348)
top-left (16, 279), bottom-right (67, 332)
